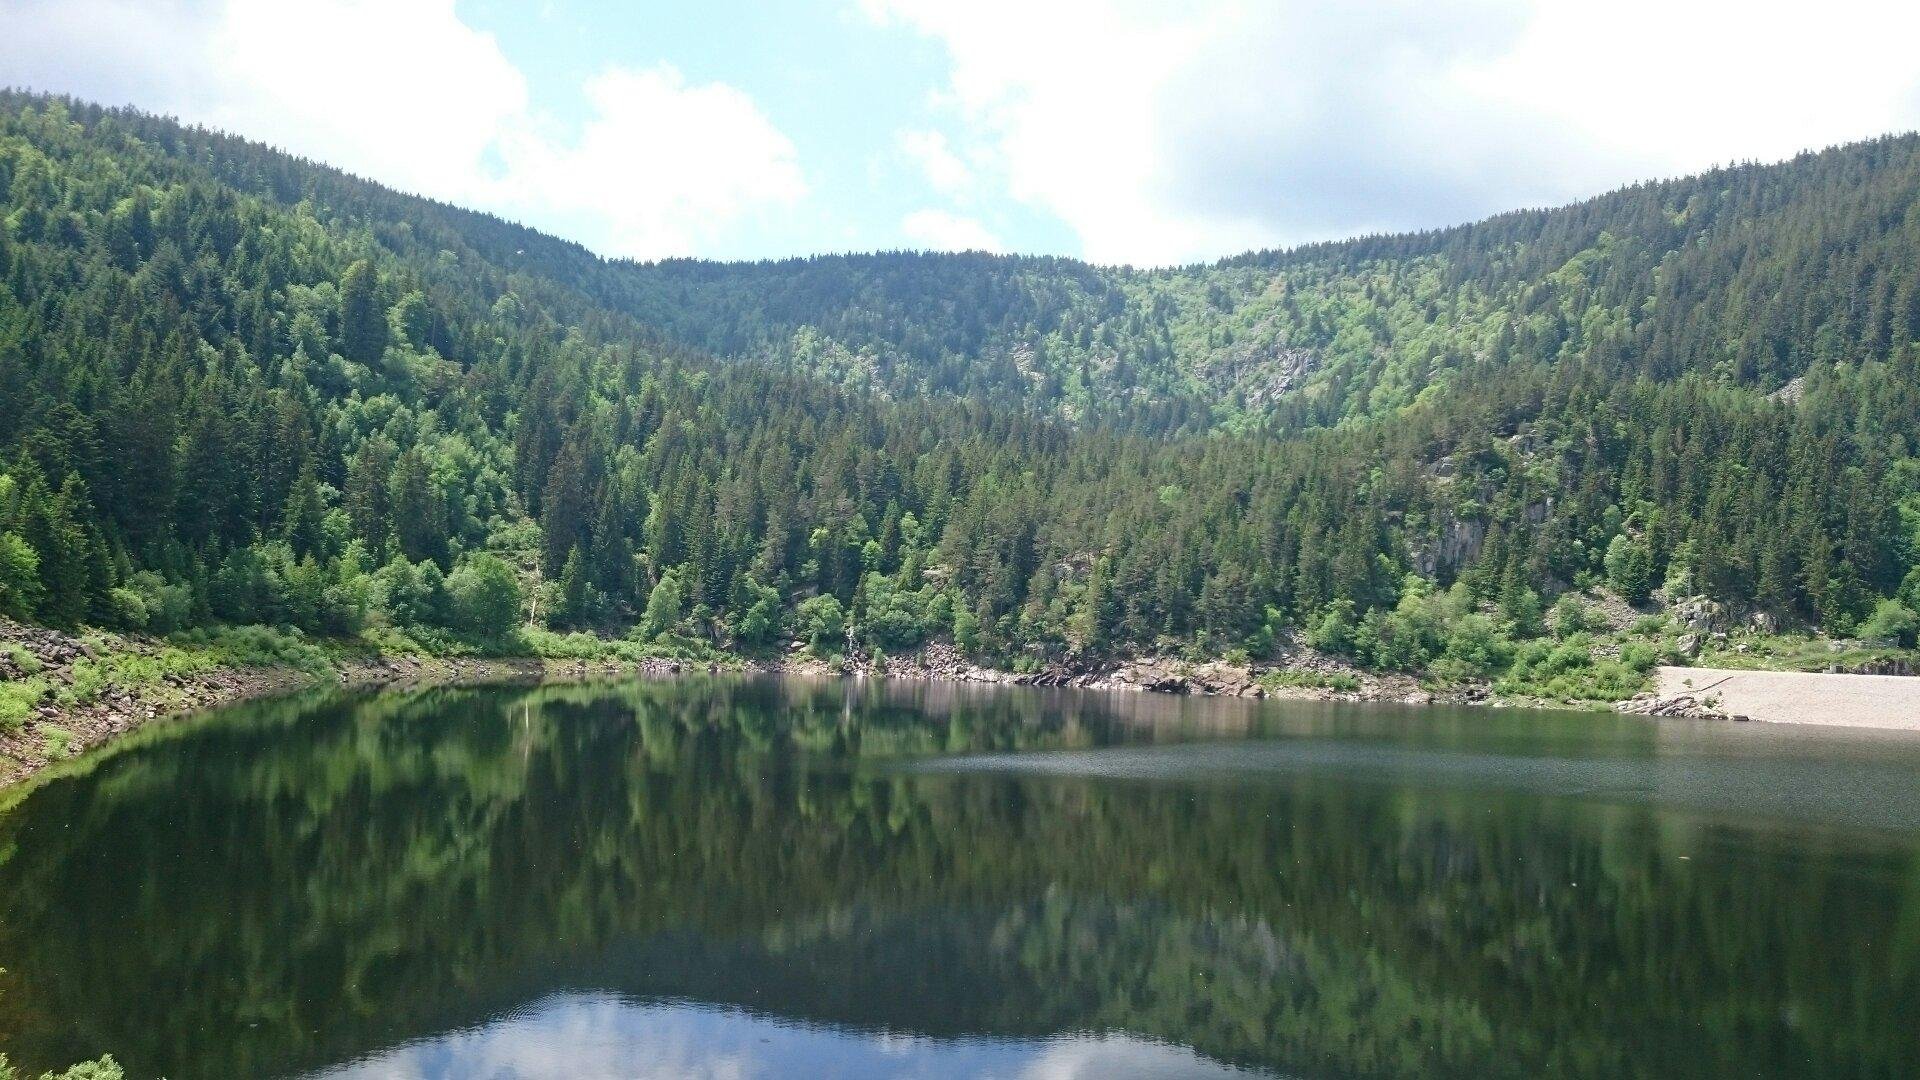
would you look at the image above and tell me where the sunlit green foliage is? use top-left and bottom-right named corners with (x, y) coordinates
top-left (0, 91), bottom-right (1915, 681)
top-left (0, 1054), bottom-right (123, 1080)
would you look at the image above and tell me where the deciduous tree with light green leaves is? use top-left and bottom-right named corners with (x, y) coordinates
top-left (449, 554), bottom-right (521, 638)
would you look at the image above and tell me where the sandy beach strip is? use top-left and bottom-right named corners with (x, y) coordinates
top-left (1656, 666), bottom-right (1920, 730)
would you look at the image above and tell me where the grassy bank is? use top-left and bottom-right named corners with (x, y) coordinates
top-left (0, 619), bottom-right (741, 789)
top-left (0, 622), bottom-right (735, 740)
top-left (1, 625), bottom-right (326, 748)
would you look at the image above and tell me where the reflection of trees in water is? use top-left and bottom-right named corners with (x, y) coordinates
top-left (0, 677), bottom-right (1913, 1079)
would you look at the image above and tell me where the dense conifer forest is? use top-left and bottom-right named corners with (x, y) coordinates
top-left (1, 91), bottom-right (1917, 696)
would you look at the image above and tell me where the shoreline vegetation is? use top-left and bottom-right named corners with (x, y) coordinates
top-left (0, 93), bottom-right (1916, 792)
top-left (0, 1054), bottom-right (121, 1080)
top-left (4, 599), bottom-right (1915, 794)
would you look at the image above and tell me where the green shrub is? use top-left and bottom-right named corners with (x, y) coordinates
top-left (795, 594), bottom-right (847, 653)
top-left (634, 565), bottom-right (688, 643)
top-left (952, 604), bottom-right (980, 655)
top-left (1, 644), bottom-right (41, 675)
top-left (731, 579), bottom-right (784, 648)
top-left (628, 632), bottom-right (729, 663)
top-left (1259, 669), bottom-right (1362, 693)
top-left (39, 723), bottom-right (72, 759)
top-left (1306, 599), bottom-right (1360, 654)
top-left (113, 571), bottom-right (193, 633)
top-left (1550, 594), bottom-right (1596, 638)
top-left (860, 572), bottom-right (943, 651)
top-left (448, 554), bottom-right (522, 637)
top-left (0, 530), bottom-right (43, 621)
top-left (357, 624), bottom-right (431, 656)
top-left (1619, 641), bottom-right (1659, 673)
top-left (1604, 534), bottom-right (1654, 603)
top-left (374, 556), bottom-right (452, 629)
top-left (0, 1053), bottom-right (125, 1080)
top-left (1500, 587), bottom-right (1546, 638)
top-left (519, 626), bottom-right (653, 662)
top-left (1429, 613), bottom-right (1513, 681)
top-left (1496, 633), bottom-right (1653, 701)
top-left (1857, 599), bottom-right (1919, 647)
top-left (1366, 600), bottom-right (1441, 671)
top-left (1900, 566), bottom-right (1920, 610)
top-left (0, 678), bottom-right (48, 734)
top-left (175, 625), bottom-right (332, 676)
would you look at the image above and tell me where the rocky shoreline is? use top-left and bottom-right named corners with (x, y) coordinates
top-left (0, 622), bottom-right (1526, 792)
top-left (758, 641), bottom-right (1495, 705)
top-left (12, 621), bottom-right (1869, 795)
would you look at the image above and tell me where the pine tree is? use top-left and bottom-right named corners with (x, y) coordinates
top-left (390, 449), bottom-right (449, 565)
top-left (280, 466), bottom-right (326, 559)
top-left (21, 477), bottom-right (94, 630)
top-left (338, 259), bottom-right (387, 365)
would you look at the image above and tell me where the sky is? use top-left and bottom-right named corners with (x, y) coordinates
top-left (312, 991), bottom-right (1247, 1079)
top-left (5, 0), bottom-right (1920, 266)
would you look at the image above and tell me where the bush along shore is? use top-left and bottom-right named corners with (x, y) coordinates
top-left (4, 582), bottom-right (1915, 791)
top-left (0, 1052), bottom-right (122, 1080)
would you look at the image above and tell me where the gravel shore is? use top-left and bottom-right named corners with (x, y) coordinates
top-left (1652, 666), bottom-right (1920, 729)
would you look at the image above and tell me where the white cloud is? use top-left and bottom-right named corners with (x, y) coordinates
top-left (0, 0), bottom-right (806, 260)
top-left (897, 128), bottom-right (973, 196)
top-left (1465, 0), bottom-right (1920, 166)
top-left (11, 0), bottom-right (1920, 265)
top-left (866, 0), bottom-right (1920, 266)
top-left (901, 208), bottom-right (1005, 252)
top-left (864, 0), bottom-right (1213, 265)
top-left (497, 65), bottom-right (805, 260)
top-left (212, 0), bottom-right (529, 201)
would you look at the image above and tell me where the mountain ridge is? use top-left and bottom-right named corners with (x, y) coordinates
top-left (26, 90), bottom-right (1920, 433)
top-left (0, 90), bottom-right (1915, 721)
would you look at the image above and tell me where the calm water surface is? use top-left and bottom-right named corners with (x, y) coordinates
top-left (0, 675), bottom-right (1916, 1078)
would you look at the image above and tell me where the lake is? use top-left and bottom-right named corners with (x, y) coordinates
top-left (0, 675), bottom-right (1916, 1078)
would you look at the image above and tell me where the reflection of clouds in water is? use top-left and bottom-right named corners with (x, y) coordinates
top-left (1015, 1036), bottom-right (1267, 1079)
top-left (309, 992), bottom-right (1256, 1079)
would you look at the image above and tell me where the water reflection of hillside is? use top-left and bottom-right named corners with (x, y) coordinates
top-left (0, 677), bottom-right (1913, 1079)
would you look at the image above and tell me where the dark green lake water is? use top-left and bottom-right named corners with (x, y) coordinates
top-left (0, 675), bottom-right (1917, 1079)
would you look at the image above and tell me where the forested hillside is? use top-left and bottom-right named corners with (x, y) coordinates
top-left (619, 137), bottom-right (1920, 434)
top-left (1, 91), bottom-right (1916, 701)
